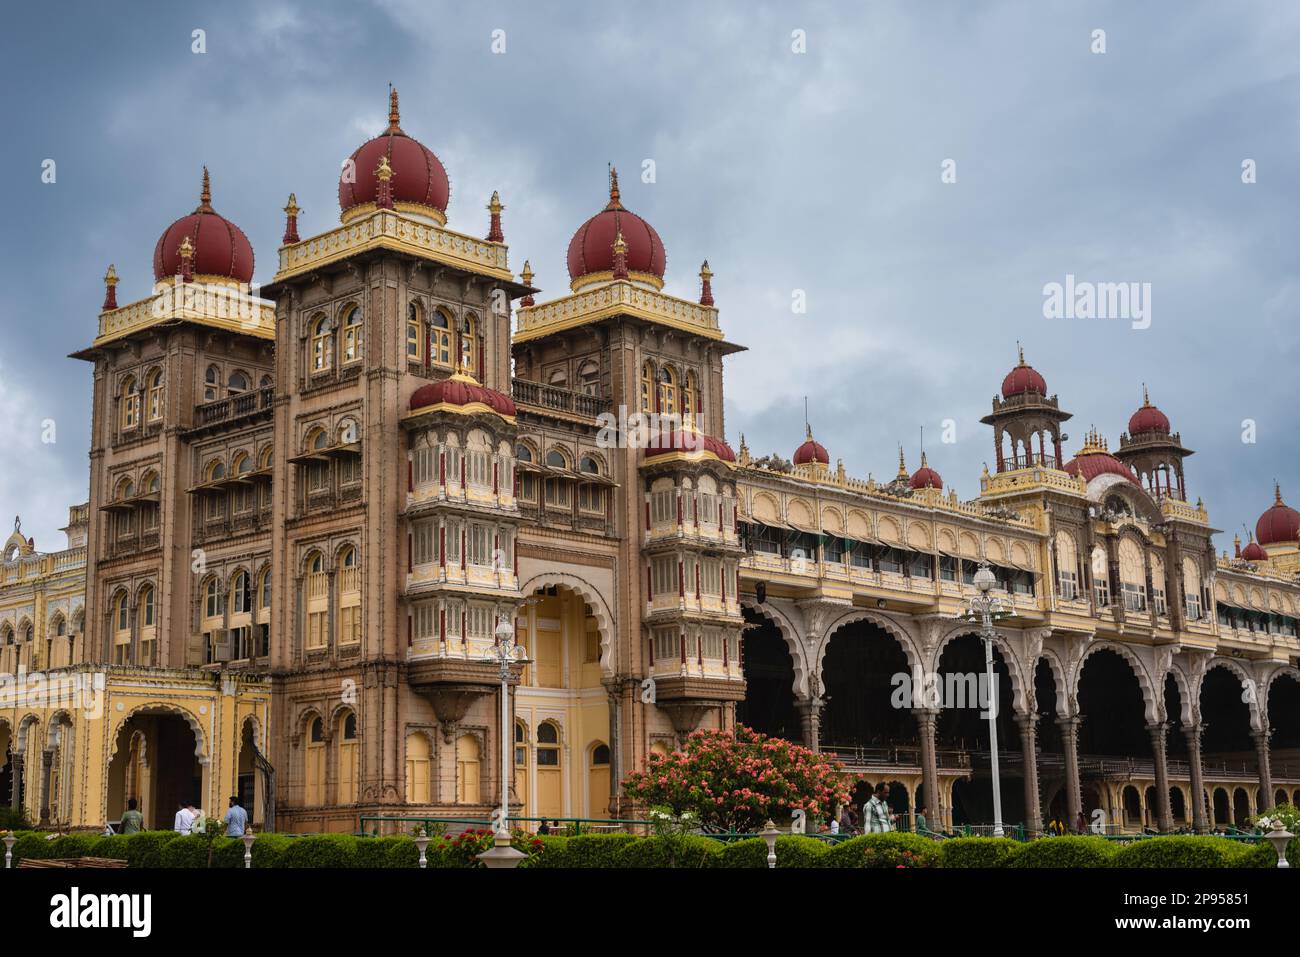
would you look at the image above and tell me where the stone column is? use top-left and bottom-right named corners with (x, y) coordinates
top-left (914, 708), bottom-right (940, 829)
top-left (1017, 713), bottom-right (1043, 837)
top-left (9, 754), bottom-right (23, 812)
top-left (1058, 715), bottom-right (1082, 829)
top-left (38, 750), bottom-right (53, 827)
top-left (797, 695), bottom-right (823, 753)
top-left (1147, 722), bottom-right (1173, 833)
top-left (1185, 724), bottom-right (1207, 834)
top-left (1254, 728), bottom-right (1274, 811)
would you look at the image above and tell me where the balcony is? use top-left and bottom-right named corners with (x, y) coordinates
top-left (512, 378), bottom-right (610, 419)
top-left (193, 387), bottom-right (274, 429)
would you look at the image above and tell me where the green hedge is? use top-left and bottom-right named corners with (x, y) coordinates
top-left (614, 835), bottom-right (721, 868)
top-left (822, 833), bottom-right (940, 868)
top-left (2, 828), bottom-right (1284, 868)
top-left (939, 837), bottom-right (1022, 868)
top-left (1009, 835), bottom-right (1117, 868)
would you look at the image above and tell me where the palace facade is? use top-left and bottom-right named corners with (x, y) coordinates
top-left (3, 90), bottom-right (1299, 836)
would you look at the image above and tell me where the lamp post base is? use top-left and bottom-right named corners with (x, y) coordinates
top-left (477, 832), bottom-right (526, 869)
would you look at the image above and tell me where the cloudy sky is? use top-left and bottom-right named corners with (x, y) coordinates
top-left (2, 0), bottom-right (1297, 552)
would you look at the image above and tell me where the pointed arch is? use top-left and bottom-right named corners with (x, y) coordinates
top-left (518, 571), bottom-right (615, 677)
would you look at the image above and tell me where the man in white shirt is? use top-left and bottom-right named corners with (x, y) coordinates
top-left (864, 783), bottom-right (896, 833)
top-left (173, 802), bottom-right (198, 834)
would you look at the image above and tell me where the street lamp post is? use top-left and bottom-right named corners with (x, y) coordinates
top-left (477, 613), bottom-right (530, 869)
top-left (966, 561), bottom-right (1013, 838)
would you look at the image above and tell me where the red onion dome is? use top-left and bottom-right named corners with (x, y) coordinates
top-left (909, 452), bottom-right (943, 490)
top-left (1256, 484), bottom-right (1300, 546)
top-left (566, 167), bottom-right (666, 291)
top-left (339, 88), bottom-right (450, 223)
top-left (793, 426), bottom-right (829, 466)
top-left (408, 374), bottom-right (516, 419)
top-left (645, 429), bottom-right (735, 463)
top-left (152, 168), bottom-right (254, 283)
top-left (1128, 387), bottom-right (1170, 435)
top-left (1063, 429), bottom-right (1141, 487)
top-left (1241, 538), bottom-right (1268, 562)
top-left (1001, 345), bottom-right (1047, 398)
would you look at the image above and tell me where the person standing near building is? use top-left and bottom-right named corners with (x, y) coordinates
top-left (173, 801), bottom-right (197, 834)
top-left (915, 804), bottom-right (929, 834)
top-left (120, 798), bottom-right (144, 834)
top-left (864, 783), bottom-right (895, 833)
top-left (223, 795), bottom-right (248, 837)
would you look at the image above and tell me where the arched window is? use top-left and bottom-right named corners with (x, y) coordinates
top-left (204, 365), bottom-right (220, 402)
top-left (579, 455), bottom-right (600, 475)
top-left (337, 711), bottom-right (359, 803)
top-left (455, 734), bottom-right (481, 804)
top-left (259, 566), bottom-right (272, 610)
top-left (234, 452), bottom-right (252, 475)
top-left (146, 369), bottom-right (164, 421)
top-left (548, 368), bottom-right (568, 387)
top-left (140, 585), bottom-right (155, 627)
top-left (310, 314), bottom-right (334, 373)
top-left (139, 585), bottom-right (156, 665)
top-left (259, 374), bottom-right (273, 390)
top-left (230, 570), bottom-right (250, 615)
top-left (592, 743), bottom-right (610, 765)
top-left (305, 551), bottom-right (328, 649)
top-left (338, 545), bottom-right (360, 645)
top-left (684, 370), bottom-right (700, 425)
top-left (460, 315), bottom-right (477, 372)
top-left (640, 361), bottom-right (655, 414)
top-left (305, 717), bottom-right (325, 805)
top-left (657, 367), bottom-right (677, 417)
top-left (120, 376), bottom-right (141, 429)
top-left (342, 305), bottom-right (364, 364)
top-left (406, 302), bottom-right (423, 362)
top-left (430, 311), bottom-right (453, 367)
top-left (537, 722), bottom-right (561, 767)
top-left (204, 578), bottom-right (221, 619)
top-left (546, 449), bottom-right (568, 469)
top-left (55, 616), bottom-right (66, 637)
top-left (516, 443), bottom-right (533, 463)
top-left (405, 732), bottom-right (431, 804)
top-left (227, 371), bottom-right (250, 395)
top-left (578, 360), bottom-right (599, 396)
top-left (112, 593), bottom-right (130, 665)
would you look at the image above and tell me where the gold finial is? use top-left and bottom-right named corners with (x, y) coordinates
top-left (104, 264), bottom-right (118, 287)
top-left (1017, 341), bottom-right (1025, 366)
top-left (488, 190), bottom-right (503, 215)
top-left (198, 166), bottom-right (212, 210)
top-left (375, 155), bottom-right (394, 181)
top-left (920, 451), bottom-right (929, 468)
top-left (897, 445), bottom-right (907, 479)
top-left (1276, 481), bottom-right (1284, 505)
top-left (520, 260), bottom-right (534, 285)
top-left (388, 85), bottom-right (401, 132)
top-left (178, 235), bottom-right (195, 260)
top-left (612, 230), bottom-right (628, 255)
top-left (607, 165), bottom-right (621, 208)
top-left (284, 193), bottom-right (301, 217)
top-left (700, 260), bottom-right (713, 281)
top-left (1143, 383), bottom-right (1150, 406)
top-left (805, 422), bottom-right (814, 441)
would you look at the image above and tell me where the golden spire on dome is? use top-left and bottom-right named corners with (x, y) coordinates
top-left (375, 155), bottom-right (394, 181)
top-left (1276, 481), bottom-right (1285, 505)
top-left (196, 166), bottom-right (213, 213)
top-left (1079, 426), bottom-right (1109, 454)
top-left (897, 445), bottom-right (908, 479)
top-left (387, 85), bottom-right (402, 133)
top-left (920, 451), bottom-right (929, 469)
top-left (520, 260), bottom-right (534, 286)
top-left (1017, 341), bottom-right (1025, 366)
top-left (178, 235), bottom-right (195, 259)
top-left (606, 165), bottom-right (622, 209)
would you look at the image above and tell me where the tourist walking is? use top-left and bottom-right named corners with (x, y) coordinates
top-left (224, 795), bottom-right (249, 837)
top-left (864, 783), bottom-right (895, 833)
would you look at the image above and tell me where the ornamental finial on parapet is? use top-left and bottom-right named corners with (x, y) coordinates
top-left (283, 193), bottom-right (301, 244)
top-left (699, 260), bottom-right (714, 306)
top-left (102, 264), bottom-right (118, 310)
top-left (487, 190), bottom-right (505, 243)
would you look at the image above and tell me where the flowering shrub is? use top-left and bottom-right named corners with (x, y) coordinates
top-left (621, 726), bottom-right (850, 833)
top-left (435, 827), bottom-right (497, 867)
top-left (1253, 803), bottom-right (1300, 833)
top-left (821, 833), bottom-right (940, 868)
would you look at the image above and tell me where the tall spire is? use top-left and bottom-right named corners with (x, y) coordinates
top-left (282, 193), bottom-right (301, 244)
top-left (519, 260), bottom-right (535, 307)
top-left (486, 190), bottom-right (505, 243)
top-left (102, 264), bottom-right (118, 311)
top-left (1142, 383), bottom-right (1150, 406)
top-left (387, 85), bottom-right (402, 133)
top-left (897, 445), bottom-right (907, 479)
top-left (699, 260), bottom-right (714, 305)
top-left (606, 165), bottom-right (622, 209)
top-left (1017, 341), bottom-right (1025, 366)
top-left (1277, 481), bottom-right (1285, 506)
top-left (196, 166), bottom-right (213, 213)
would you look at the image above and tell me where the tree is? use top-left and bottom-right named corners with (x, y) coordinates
top-left (622, 725), bottom-right (850, 832)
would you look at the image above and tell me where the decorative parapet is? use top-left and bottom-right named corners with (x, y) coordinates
top-left (1160, 496), bottom-right (1209, 525)
top-left (0, 546), bottom-right (87, 584)
top-left (980, 464), bottom-right (1085, 498)
top-left (515, 279), bottom-right (722, 343)
top-left (91, 276), bottom-right (275, 348)
top-left (274, 208), bottom-right (512, 284)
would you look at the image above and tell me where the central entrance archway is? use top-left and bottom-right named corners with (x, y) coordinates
top-left (821, 618), bottom-right (914, 749)
top-left (106, 708), bottom-right (204, 830)
top-left (737, 607), bottom-right (798, 741)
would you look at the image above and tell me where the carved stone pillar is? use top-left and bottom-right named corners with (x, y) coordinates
top-left (38, 750), bottom-right (53, 827)
top-left (914, 708), bottom-right (939, 828)
top-left (1185, 724), bottom-right (1207, 833)
top-left (1254, 727), bottom-right (1274, 813)
top-left (9, 754), bottom-right (23, 812)
top-left (1017, 713), bottom-right (1043, 837)
top-left (1147, 722), bottom-right (1173, 833)
top-left (797, 695), bottom-right (824, 753)
top-left (1058, 715), bottom-right (1082, 828)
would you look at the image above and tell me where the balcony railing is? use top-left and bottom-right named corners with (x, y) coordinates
top-left (512, 378), bottom-right (610, 418)
top-left (195, 386), bottom-right (274, 426)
